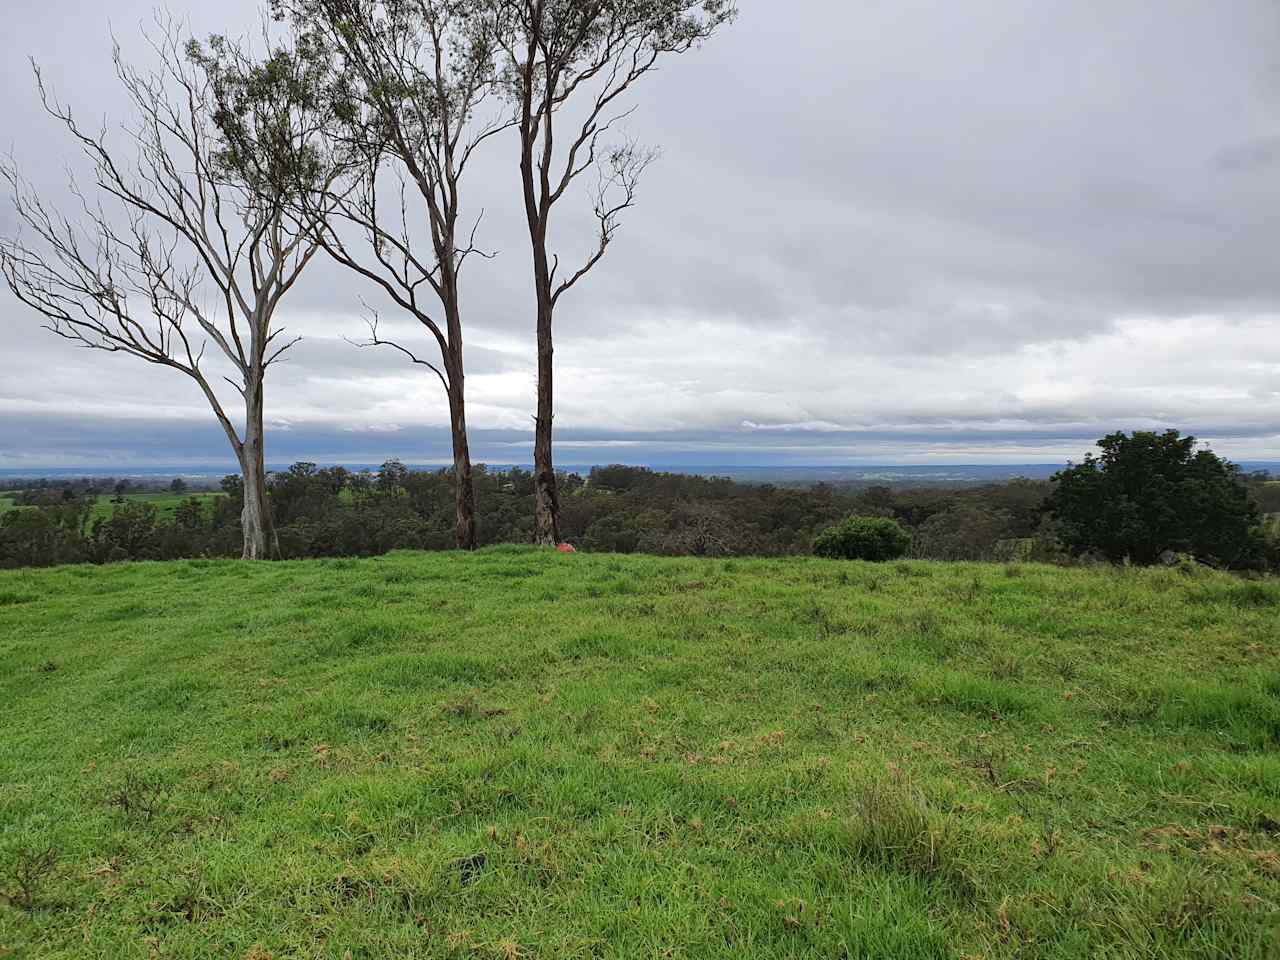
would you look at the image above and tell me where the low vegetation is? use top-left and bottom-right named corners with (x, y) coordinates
top-left (2, 549), bottom-right (1277, 957)
top-left (812, 516), bottom-right (911, 561)
top-left (3, 450), bottom-right (1277, 571)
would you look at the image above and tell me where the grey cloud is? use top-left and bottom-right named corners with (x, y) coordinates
top-left (275, 335), bottom-right (526, 380)
top-left (1214, 136), bottom-right (1280, 174)
top-left (3, 0), bottom-right (1280, 466)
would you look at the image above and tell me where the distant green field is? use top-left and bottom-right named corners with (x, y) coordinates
top-left (1, 549), bottom-right (1277, 958)
top-left (0, 491), bottom-right (224, 522)
top-left (85, 491), bottom-right (224, 522)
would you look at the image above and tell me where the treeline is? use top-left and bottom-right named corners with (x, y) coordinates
top-left (4, 457), bottom-right (1274, 570)
top-left (4, 477), bottom-right (209, 499)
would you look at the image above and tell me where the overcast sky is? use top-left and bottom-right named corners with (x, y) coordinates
top-left (2, 0), bottom-right (1279, 471)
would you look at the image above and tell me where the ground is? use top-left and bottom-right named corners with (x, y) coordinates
top-left (1, 549), bottom-right (1277, 958)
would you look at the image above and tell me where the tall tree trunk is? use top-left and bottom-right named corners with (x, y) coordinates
top-left (519, 74), bottom-right (561, 547)
top-left (532, 276), bottom-right (559, 547)
top-left (239, 380), bottom-right (277, 560)
top-left (448, 362), bottom-right (477, 550)
top-left (440, 277), bottom-right (478, 550)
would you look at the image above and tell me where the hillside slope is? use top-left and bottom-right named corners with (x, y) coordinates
top-left (1, 550), bottom-right (1278, 958)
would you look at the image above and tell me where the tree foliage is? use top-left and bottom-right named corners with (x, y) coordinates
top-left (1046, 431), bottom-right (1263, 567)
top-left (3, 458), bottom-right (1275, 573)
top-left (813, 516), bottom-right (911, 562)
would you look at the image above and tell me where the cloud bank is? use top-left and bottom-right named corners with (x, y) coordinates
top-left (2, 0), bottom-right (1279, 468)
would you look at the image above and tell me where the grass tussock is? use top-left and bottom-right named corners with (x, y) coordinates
top-left (843, 778), bottom-right (979, 896)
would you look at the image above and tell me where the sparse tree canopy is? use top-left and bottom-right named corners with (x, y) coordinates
top-left (1047, 430), bottom-right (1263, 567)
top-left (492, 0), bottom-right (737, 545)
top-left (0, 15), bottom-right (344, 559)
top-left (264, 0), bottom-right (515, 549)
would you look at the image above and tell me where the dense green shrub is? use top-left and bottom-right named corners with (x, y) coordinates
top-left (1047, 431), bottom-right (1262, 568)
top-left (90, 502), bottom-right (161, 563)
top-left (908, 506), bottom-right (1012, 561)
top-left (0, 509), bottom-right (89, 569)
top-left (813, 516), bottom-right (911, 561)
top-left (582, 511), bottom-right (645, 553)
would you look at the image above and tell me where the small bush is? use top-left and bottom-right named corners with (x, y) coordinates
top-left (106, 772), bottom-right (165, 821)
top-left (0, 846), bottom-right (58, 912)
top-left (814, 516), bottom-right (911, 562)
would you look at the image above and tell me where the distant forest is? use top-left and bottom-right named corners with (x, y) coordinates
top-left (3, 461), bottom-right (1277, 570)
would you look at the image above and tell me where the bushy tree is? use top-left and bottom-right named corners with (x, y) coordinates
top-left (269, 462), bottom-right (346, 525)
top-left (1046, 431), bottom-right (1263, 568)
top-left (908, 506), bottom-right (1013, 561)
top-left (91, 502), bottom-right (161, 563)
top-left (582, 511), bottom-right (645, 553)
top-left (1247, 474), bottom-right (1280, 515)
top-left (813, 516), bottom-right (911, 562)
top-left (0, 507), bottom-right (89, 568)
top-left (376, 460), bottom-right (410, 497)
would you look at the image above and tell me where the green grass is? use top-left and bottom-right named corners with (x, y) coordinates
top-left (0, 496), bottom-right (16, 515)
top-left (86, 492), bottom-right (224, 522)
top-left (1, 550), bottom-right (1278, 958)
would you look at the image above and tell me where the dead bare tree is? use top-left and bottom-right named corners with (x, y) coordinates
top-left (268, 0), bottom-right (512, 550)
top-left (0, 17), bottom-right (341, 559)
top-left (492, 0), bottom-right (736, 545)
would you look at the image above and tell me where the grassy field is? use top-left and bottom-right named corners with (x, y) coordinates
top-left (1, 550), bottom-right (1277, 959)
top-left (0, 496), bottom-right (16, 515)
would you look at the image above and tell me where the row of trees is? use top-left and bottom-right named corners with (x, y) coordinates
top-left (0, 0), bottom-right (737, 559)
top-left (5, 433), bottom-right (1274, 569)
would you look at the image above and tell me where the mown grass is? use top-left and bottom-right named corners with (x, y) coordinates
top-left (1, 549), bottom-right (1278, 958)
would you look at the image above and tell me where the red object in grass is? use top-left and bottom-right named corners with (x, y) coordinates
top-left (556, 543), bottom-right (577, 553)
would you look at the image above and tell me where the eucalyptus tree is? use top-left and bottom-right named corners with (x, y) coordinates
top-left (492, 0), bottom-right (736, 545)
top-left (0, 18), bottom-right (342, 559)
top-left (267, 0), bottom-right (512, 550)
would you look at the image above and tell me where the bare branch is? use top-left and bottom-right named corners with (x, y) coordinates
top-left (2, 13), bottom-right (346, 558)
top-left (345, 304), bottom-right (450, 395)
